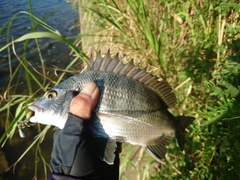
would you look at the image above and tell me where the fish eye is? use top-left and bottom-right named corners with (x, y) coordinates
top-left (46, 91), bottom-right (57, 100)
top-left (73, 89), bottom-right (80, 97)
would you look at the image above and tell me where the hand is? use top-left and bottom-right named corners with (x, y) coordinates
top-left (69, 82), bottom-right (100, 120)
top-left (50, 82), bottom-right (120, 179)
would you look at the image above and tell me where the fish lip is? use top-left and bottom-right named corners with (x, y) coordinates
top-left (28, 104), bottom-right (44, 112)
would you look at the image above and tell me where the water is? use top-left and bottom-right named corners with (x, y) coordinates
top-left (0, 0), bottom-right (79, 91)
top-left (0, 0), bottom-right (79, 40)
top-left (0, 0), bottom-right (79, 179)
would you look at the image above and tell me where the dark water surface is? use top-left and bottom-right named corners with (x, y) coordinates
top-left (0, 0), bottom-right (79, 179)
top-left (0, 0), bottom-right (79, 91)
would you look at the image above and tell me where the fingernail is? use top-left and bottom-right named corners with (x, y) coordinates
top-left (81, 82), bottom-right (98, 97)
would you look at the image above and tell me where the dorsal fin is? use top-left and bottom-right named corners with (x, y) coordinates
top-left (106, 53), bottom-right (120, 72)
top-left (99, 49), bottom-right (112, 71)
top-left (88, 51), bottom-right (177, 108)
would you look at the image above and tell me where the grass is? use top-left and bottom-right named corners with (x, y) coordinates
top-left (79, 2), bottom-right (240, 179)
top-left (1, 0), bottom-right (240, 179)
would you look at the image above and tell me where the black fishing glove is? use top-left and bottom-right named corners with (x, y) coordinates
top-left (48, 113), bottom-right (120, 180)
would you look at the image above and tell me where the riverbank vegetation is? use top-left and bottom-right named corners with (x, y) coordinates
top-left (0, 0), bottom-right (240, 179)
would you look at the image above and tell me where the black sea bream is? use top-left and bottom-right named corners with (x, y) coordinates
top-left (28, 50), bottom-right (194, 164)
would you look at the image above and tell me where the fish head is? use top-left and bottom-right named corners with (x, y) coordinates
top-left (28, 88), bottom-right (76, 129)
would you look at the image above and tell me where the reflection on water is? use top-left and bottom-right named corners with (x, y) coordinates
top-left (0, 0), bottom-right (79, 179)
top-left (0, 0), bottom-right (79, 90)
top-left (0, 0), bottom-right (78, 40)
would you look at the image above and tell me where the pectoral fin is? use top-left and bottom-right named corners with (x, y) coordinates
top-left (94, 138), bottom-right (117, 165)
top-left (144, 134), bottom-right (173, 164)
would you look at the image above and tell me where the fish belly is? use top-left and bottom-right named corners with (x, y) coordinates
top-left (97, 111), bottom-right (175, 146)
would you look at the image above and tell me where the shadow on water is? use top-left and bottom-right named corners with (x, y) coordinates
top-left (0, 0), bottom-right (80, 179)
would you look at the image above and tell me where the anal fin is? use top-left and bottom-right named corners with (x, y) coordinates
top-left (144, 134), bottom-right (173, 164)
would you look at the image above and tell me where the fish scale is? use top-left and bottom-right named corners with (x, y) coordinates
top-left (28, 50), bottom-right (194, 164)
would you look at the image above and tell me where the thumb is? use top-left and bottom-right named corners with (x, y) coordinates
top-left (69, 82), bottom-right (100, 120)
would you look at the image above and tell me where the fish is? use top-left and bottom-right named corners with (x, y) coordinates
top-left (28, 50), bottom-right (194, 164)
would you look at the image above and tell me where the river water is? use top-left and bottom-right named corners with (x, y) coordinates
top-left (0, 0), bottom-right (79, 91)
top-left (0, 0), bottom-right (79, 179)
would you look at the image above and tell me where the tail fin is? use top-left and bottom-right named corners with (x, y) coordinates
top-left (175, 116), bottom-right (195, 151)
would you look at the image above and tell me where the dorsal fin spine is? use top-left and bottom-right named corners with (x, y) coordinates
top-left (139, 74), bottom-right (153, 83)
top-left (132, 68), bottom-right (147, 80)
top-left (88, 51), bottom-right (177, 108)
top-left (113, 60), bottom-right (124, 74)
top-left (144, 76), bottom-right (156, 85)
top-left (99, 49), bottom-right (112, 71)
top-left (93, 50), bottom-right (103, 70)
top-left (126, 68), bottom-right (140, 78)
top-left (106, 53), bottom-right (119, 72)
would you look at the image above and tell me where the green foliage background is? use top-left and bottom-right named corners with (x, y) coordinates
top-left (0, 0), bottom-right (240, 179)
top-left (82, 1), bottom-right (240, 178)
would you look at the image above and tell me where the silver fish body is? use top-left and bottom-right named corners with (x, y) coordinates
top-left (66, 71), bottom-right (175, 144)
top-left (29, 51), bottom-right (194, 164)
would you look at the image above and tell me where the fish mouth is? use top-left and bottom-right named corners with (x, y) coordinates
top-left (28, 104), bottom-right (44, 113)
